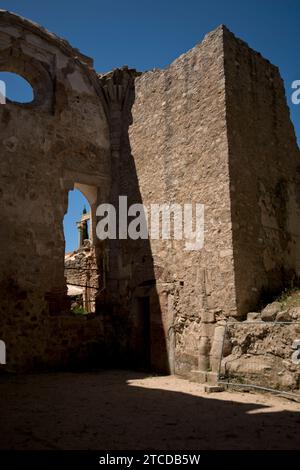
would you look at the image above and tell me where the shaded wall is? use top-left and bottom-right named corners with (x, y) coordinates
top-left (114, 27), bottom-right (237, 375)
top-left (223, 27), bottom-right (300, 315)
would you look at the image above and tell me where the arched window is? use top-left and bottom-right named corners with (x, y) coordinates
top-left (0, 71), bottom-right (34, 104)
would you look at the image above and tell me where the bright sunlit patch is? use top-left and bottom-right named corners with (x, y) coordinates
top-left (246, 407), bottom-right (283, 414)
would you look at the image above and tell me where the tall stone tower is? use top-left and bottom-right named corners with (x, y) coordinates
top-left (105, 25), bottom-right (300, 375)
top-left (76, 207), bottom-right (90, 249)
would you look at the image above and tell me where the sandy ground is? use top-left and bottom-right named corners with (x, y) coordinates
top-left (0, 369), bottom-right (299, 450)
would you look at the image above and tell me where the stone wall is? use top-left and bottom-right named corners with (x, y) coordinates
top-left (104, 26), bottom-right (300, 376)
top-left (105, 27), bottom-right (237, 375)
top-left (0, 11), bottom-right (110, 370)
top-left (65, 244), bottom-right (99, 312)
top-left (220, 320), bottom-right (300, 394)
top-left (224, 27), bottom-right (300, 315)
top-left (1, 11), bottom-right (300, 382)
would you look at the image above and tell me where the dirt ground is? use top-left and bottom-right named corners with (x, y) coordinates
top-left (0, 369), bottom-right (299, 450)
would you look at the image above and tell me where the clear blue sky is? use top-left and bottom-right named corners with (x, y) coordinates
top-left (63, 190), bottom-right (89, 253)
top-left (0, 0), bottom-right (299, 251)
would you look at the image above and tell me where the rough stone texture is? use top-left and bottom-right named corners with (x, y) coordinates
top-left (1, 11), bottom-right (300, 382)
top-left (261, 301), bottom-right (282, 321)
top-left (288, 307), bottom-right (300, 320)
top-left (247, 312), bottom-right (261, 321)
top-left (276, 310), bottom-right (292, 322)
top-left (65, 243), bottom-right (99, 312)
top-left (105, 26), bottom-right (236, 375)
top-left (224, 28), bottom-right (300, 315)
top-left (108, 25), bottom-right (300, 376)
top-left (220, 321), bottom-right (300, 393)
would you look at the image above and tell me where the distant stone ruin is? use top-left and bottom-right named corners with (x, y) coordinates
top-left (65, 208), bottom-right (98, 313)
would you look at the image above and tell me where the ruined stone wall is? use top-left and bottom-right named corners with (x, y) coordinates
top-left (221, 321), bottom-right (300, 394)
top-left (105, 26), bottom-right (300, 377)
top-left (65, 245), bottom-right (99, 312)
top-left (1, 11), bottom-right (300, 380)
top-left (0, 11), bottom-right (110, 370)
top-left (107, 27), bottom-right (238, 375)
top-left (224, 28), bottom-right (300, 315)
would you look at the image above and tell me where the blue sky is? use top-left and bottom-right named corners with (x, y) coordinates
top-left (63, 190), bottom-right (89, 253)
top-left (0, 0), bottom-right (299, 251)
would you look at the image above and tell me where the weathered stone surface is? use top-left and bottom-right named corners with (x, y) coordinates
top-left (288, 307), bottom-right (300, 321)
top-left (0, 10), bottom-right (110, 371)
top-left (201, 312), bottom-right (216, 323)
top-left (261, 302), bottom-right (282, 321)
top-left (206, 372), bottom-right (219, 385)
top-left (189, 370), bottom-right (207, 384)
top-left (210, 325), bottom-right (227, 372)
top-left (65, 243), bottom-right (99, 313)
top-left (247, 312), bottom-right (261, 321)
top-left (221, 322), bottom-right (300, 392)
top-left (224, 28), bottom-right (300, 316)
top-left (276, 310), bottom-right (292, 322)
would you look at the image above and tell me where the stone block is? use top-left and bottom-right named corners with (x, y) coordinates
top-left (189, 370), bottom-right (207, 384)
top-left (276, 310), bottom-right (292, 322)
top-left (200, 322), bottom-right (215, 337)
top-left (288, 307), bottom-right (300, 321)
top-left (247, 312), bottom-right (261, 321)
top-left (204, 385), bottom-right (225, 393)
top-left (201, 311), bottom-right (215, 323)
top-left (210, 356), bottom-right (221, 373)
top-left (206, 371), bottom-right (219, 385)
top-left (261, 302), bottom-right (282, 322)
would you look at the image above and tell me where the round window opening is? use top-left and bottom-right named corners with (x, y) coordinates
top-left (0, 71), bottom-right (34, 104)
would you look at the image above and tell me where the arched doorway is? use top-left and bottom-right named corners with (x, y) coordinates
top-left (63, 184), bottom-right (99, 314)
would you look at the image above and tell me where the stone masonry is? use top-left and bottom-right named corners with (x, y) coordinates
top-left (0, 10), bottom-right (300, 385)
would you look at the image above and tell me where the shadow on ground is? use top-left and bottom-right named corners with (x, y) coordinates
top-left (0, 369), bottom-right (299, 450)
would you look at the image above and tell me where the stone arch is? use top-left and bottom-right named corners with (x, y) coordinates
top-left (0, 10), bottom-right (108, 115)
top-left (0, 50), bottom-right (53, 108)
